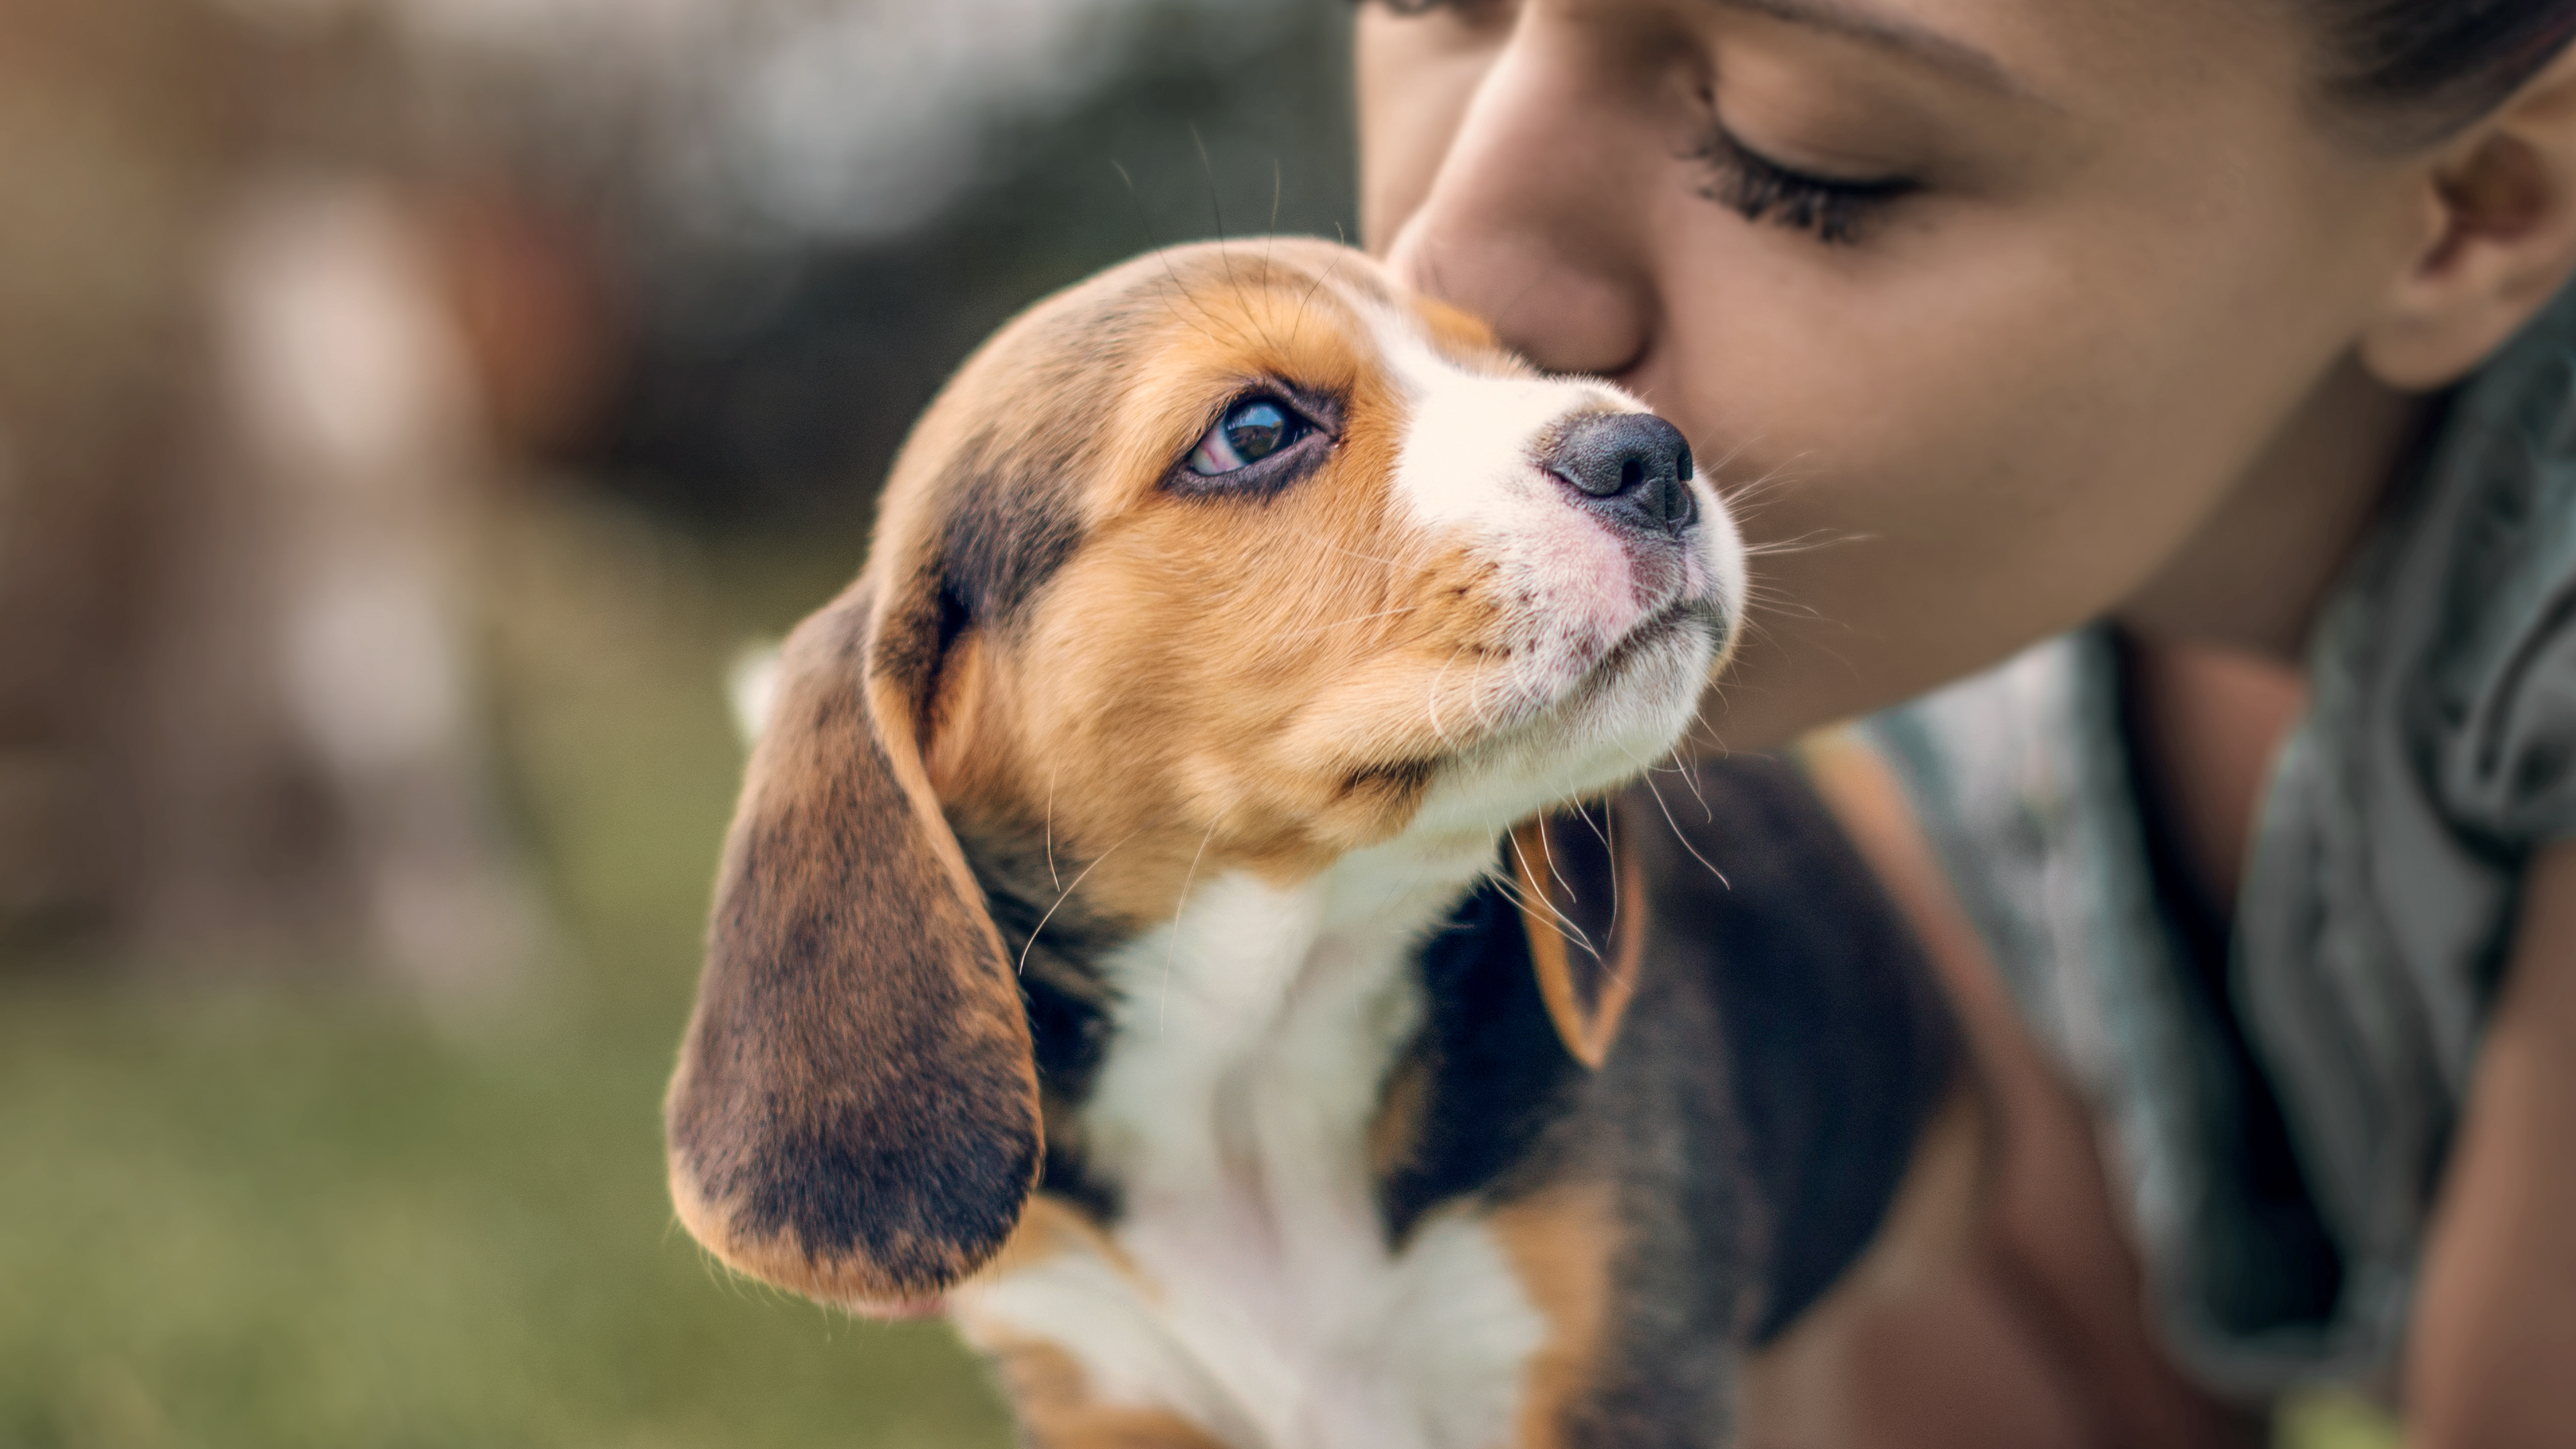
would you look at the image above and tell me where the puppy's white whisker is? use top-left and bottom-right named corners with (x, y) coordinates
top-left (1740, 527), bottom-right (1870, 560)
top-left (1120, 175), bottom-right (1266, 358)
top-left (1187, 157), bottom-right (1287, 362)
top-left (1045, 763), bottom-right (1063, 891)
top-left (1707, 449), bottom-right (1822, 521)
top-left (1161, 817), bottom-right (1224, 1037)
top-left (1495, 840), bottom-right (1595, 957)
top-left (1535, 811), bottom-right (1568, 899)
top-left (1316, 538), bottom-right (1407, 569)
top-left (1016, 824), bottom-right (1146, 978)
top-left (1674, 754), bottom-right (1717, 824)
top-left (1133, 234), bottom-right (1260, 358)
top-left (1426, 643), bottom-right (1470, 746)
top-left (1604, 805), bottom-right (1621, 941)
top-left (1533, 810), bottom-right (1585, 910)
top-left (1287, 248), bottom-right (1351, 352)
top-left (1569, 798), bottom-right (1615, 852)
top-left (1700, 433), bottom-right (1758, 478)
top-left (1277, 603), bottom-right (1428, 641)
top-left (1636, 766), bottom-right (1731, 890)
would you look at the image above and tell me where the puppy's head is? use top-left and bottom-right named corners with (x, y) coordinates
top-left (667, 239), bottom-right (1743, 1311)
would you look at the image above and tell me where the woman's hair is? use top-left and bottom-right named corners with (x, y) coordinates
top-left (2310, 1), bottom-right (2576, 140)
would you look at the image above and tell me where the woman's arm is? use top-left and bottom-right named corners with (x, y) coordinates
top-left (2408, 840), bottom-right (2576, 1448)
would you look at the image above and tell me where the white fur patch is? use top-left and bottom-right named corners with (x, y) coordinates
top-left (1365, 303), bottom-right (1746, 828)
top-left (953, 839), bottom-right (1548, 1449)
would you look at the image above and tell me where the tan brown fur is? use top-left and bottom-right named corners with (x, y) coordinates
top-left (1369, 1054), bottom-right (1436, 1184)
top-left (979, 1338), bottom-right (1236, 1449)
top-left (1487, 1185), bottom-right (1621, 1449)
top-left (1510, 816), bottom-right (1648, 1069)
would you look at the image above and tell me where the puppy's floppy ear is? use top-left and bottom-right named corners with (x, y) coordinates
top-left (1510, 810), bottom-right (1645, 1070)
top-left (665, 578), bottom-right (1039, 1312)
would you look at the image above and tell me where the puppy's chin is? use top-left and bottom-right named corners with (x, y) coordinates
top-left (1400, 608), bottom-right (1720, 845)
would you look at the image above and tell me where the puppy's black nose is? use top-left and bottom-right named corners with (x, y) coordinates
top-left (1545, 413), bottom-right (1698, 534)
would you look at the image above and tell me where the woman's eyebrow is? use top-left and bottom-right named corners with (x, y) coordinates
top-left (1710, 0), bottom-right (2054, 105)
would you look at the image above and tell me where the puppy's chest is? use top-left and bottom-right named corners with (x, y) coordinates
top-left (956, 865), bottom-right (1551, 1449)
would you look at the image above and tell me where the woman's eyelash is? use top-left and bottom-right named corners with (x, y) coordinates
top-left (1691, 127), bottom-right (1919, 246)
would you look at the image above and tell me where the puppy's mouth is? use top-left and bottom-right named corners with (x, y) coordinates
top-left (1599, 598), bottom-right (1709, 676)
top-left (1556, 594), bottom-right (1723, 705)
top-left (1433, 594), bottom-right (1721, 767)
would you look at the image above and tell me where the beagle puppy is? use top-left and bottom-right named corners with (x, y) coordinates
top-left (665, 239), bottom-right (1963, 1448)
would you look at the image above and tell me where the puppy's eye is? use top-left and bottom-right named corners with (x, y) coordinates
top-left (1187, 396), bottom-right (1311, 476)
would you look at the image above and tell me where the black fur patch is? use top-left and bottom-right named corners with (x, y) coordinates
top-left (1521, 804), bottom-right (1629, 1030)
top-left (1379, 879), bottom-right (1584, 1244)
top-left (940, 444), bottom-right (1085, 631)
top-left (1361, 755), bottom-right (1960, 1444)
top-left (961, 832), bottom-right (1126, 1224)
top-left (1613, 755), bottom-right (1958, 1347)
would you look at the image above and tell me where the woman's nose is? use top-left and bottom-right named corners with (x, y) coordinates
top-left (1382, 34), bottom-right (1659, 379)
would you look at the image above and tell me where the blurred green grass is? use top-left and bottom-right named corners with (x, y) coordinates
top-left (0, 490), bottom-right (2412, 1448)
top-left (2278, 1389), bottom-right (2404, 1449)
top-left (0, 493), bottom-right (1013, 1449)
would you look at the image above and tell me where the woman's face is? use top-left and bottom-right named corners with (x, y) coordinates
top-left (1359, 0), bottom-right (2437, 741)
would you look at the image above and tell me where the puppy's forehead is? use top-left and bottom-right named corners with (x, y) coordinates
top-left (1012, 241), bottom-right (1497, 394)
top-left (877, 241), bottom-right (1493, 637)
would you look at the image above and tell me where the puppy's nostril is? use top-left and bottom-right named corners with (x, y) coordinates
top-left (1545, 413), bottom-right (1698, 532)
top-left (1652, 476), bottom-right (1697, 529)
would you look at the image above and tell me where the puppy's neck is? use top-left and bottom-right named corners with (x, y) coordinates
top-left (963, 810), bottom-right (1505, 986)
top-left (971, 820), bottom-right (1504, 1185)
top-left (1099, 830), bottom-right (1497, 1052)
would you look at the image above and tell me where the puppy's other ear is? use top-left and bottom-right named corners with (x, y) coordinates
top-left (1511, 811), bottom-right (1644, 1070)
top-left (666, 584), bottom-right (1039, 1312)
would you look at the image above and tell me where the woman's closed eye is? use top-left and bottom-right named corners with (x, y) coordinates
top-left (1691, 123), bottom-right (1921, 246)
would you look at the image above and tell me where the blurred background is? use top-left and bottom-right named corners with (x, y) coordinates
top-left (0, 0), bottom-right (1350, 1442)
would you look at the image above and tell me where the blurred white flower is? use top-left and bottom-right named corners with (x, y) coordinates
top-left (726, 639), bottom-right (784, 747)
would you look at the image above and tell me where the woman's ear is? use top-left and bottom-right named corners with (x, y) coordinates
top-left (664, 583), bottom-right (1040, 1314)
top-left (2363, 46), bottom-right (2576, 390)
